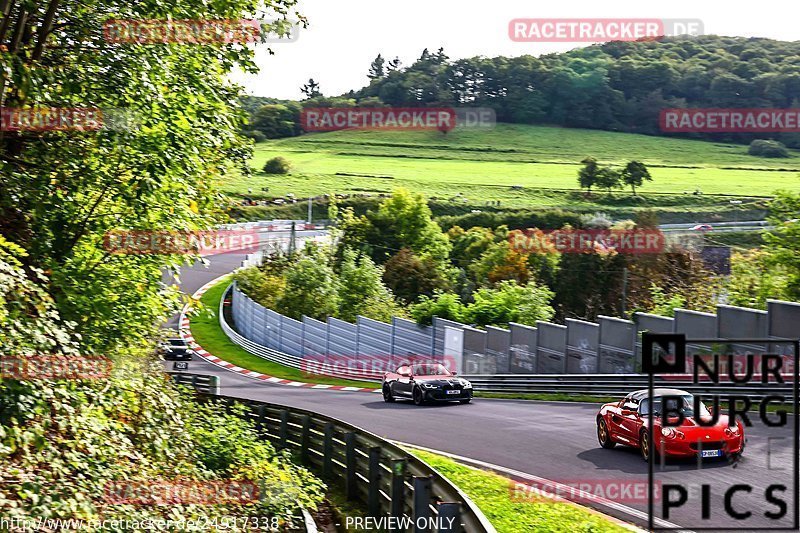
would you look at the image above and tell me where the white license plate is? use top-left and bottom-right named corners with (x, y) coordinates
top-left (446, 390), bottom-right (460, 395)
top-left (701, 449), bottom-right (722, 458)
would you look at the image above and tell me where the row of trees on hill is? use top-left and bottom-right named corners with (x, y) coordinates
top-left (578, 158), bottom-right (653, 194)
top-left (245, 36), bottom-right (800, 147)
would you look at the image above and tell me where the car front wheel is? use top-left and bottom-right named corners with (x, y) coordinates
top-left (382, 384), bottom-right (395, 403)
top-left (597, 418), bottom-right (616, 449)
top-left (413, 387), bottom-right (426, 406)
top-left (639, 430), bottom-right (650, 462)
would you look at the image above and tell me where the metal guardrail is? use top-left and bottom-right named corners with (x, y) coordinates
top-left (171, 377), bottom-right (495, 533)
top-left (169, 372), bottom-right (220, 395)
top-left (463, 373), bottom-right (794, 401)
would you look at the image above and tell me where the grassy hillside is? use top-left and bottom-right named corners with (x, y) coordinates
top-left (226, 124), bottom-right (800, 210)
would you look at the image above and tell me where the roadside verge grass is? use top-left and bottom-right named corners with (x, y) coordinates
top-left (408, 449), bottom-right (631, 533)
top-left (188, 278), bottom-right (381, 389)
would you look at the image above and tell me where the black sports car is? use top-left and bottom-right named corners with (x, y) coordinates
top-left (383, 363), bottom-right (472, 405)
top-left (159, 338), bottom-right (194, 361)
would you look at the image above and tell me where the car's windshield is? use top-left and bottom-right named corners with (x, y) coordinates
top-left (411, 363), bottom-right (450, 376)
top-left (639, 395), bottom-right (711, 417)
top-left (168, 339), bottom-right (186, 346)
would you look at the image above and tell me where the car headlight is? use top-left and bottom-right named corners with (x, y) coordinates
top-left (420, 382), bottom-right (438, 389)
top-left (661, 427), bottom-right (685, 439)
top-left (724, 425), bottom-right (740, 437)
top-left (460, 379), bottom-right (472, 389)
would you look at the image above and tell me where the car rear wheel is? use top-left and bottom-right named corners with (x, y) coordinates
top-left (597, 418), bottom-right (616, 449)
top-left (413, 387), bottom-right (426, 406)
top-left (382, 384), bottom-right (395, 403)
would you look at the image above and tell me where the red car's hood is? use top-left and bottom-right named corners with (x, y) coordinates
top-left (662, 414), bottom-right (736, 434)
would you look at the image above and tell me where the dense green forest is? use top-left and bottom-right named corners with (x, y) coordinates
top-left (246, 36), bottom-right (800, 147)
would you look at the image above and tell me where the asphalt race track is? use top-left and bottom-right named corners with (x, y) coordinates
top-left (169, 249), bottom-right (798, 531)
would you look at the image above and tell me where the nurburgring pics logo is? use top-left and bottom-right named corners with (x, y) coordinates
top-left (0, 355), bottom-right (112, 380)
top-left (300, 107), bottom-right (495, 132)
top-left (104, 480), bottom-right (259, 505)
top-left (509, 229), bottom-right (665, 254)
top-left (103, 18), bottom-right (300, 45)
top-left (661, 108), bottom-right (800, 133)
top-left (103, 229), bottom-right (260, 256)
top-left (509, 19), bottom-right (703, 43)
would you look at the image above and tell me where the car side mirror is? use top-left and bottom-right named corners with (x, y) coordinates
top-left (451, 371), bottom-right (457, 376)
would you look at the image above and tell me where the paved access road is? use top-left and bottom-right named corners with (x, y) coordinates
top-left (170, 248), bottom-right (798, 532)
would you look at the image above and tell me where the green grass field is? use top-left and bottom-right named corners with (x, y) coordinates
top-left (225, 124), bottom-right (800, 210)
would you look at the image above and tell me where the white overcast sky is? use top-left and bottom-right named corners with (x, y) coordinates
top-left (233, 0), bottom-right (799, 100)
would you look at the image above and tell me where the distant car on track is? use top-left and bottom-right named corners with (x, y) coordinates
top-left (159, 337), bottom-right (194, 361)
top-left (691, 224), bottom-right (713, 232)
top-left (596, 388), bottom-right (744, 461)
top-left (383, 363), bottom-right (472, 405)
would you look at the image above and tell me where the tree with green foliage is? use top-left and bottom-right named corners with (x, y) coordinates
top-left (300, 78), bottom-right (322, 98)
top-left (620, 161), bottom-right (652, 195)
top-left (410, 291), bottom-right (466, 326)
top-left (277, 253), bottom-right (340, 320)
top-left (749, 139), bottom-right (790, 158)
top-left (250, 102), bottom-right (302, 138)
top-left (596, 167), bottom-right (622, 194)
top-left (463, 281), bottom-right (554, 328)
top-left (337, 248), bottom-right (401, 322)
top-left (578, 157), bottom-right (600, 193)
top-left (382, 248), bottom-right (450, 304)
top-left (725, 250), bottom-right (790, 310)
top-left (763, 191), bottom-right (800, 300)
top-left (368, 54), bottom-right (386, 80)
top-left (263, 156), bottom-right (291, 174)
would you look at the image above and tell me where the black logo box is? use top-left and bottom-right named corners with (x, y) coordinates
top-left (642, 333), bottom-right (800, 531)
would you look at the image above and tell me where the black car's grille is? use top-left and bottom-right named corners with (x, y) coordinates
top-left (689, 441), bottom-right (725, 451)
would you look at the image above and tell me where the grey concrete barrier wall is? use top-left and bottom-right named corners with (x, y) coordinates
top-left (509, 323), bottom-right (537, 373)
top-left (228, 285), bottom-right (800, 375)
top-left (717, 304), bottom-right (768, 354)
top-left (281, 315), bottom-right (303, 356)
top-left (463, 326), bottom-right (489, 374)
top-left (598, 316), bottom-right (637, 373)
top-left (392, 317), bottom-right (433, 357)
top-left (674, 309), bottom-right (716, 355)
top-left (328, 317), bottom-right (357, 357)
top-left (433, 317), bottom-right (464, 357)
top-left (536, 321), bottom-right (567, 373)
top-left (357, 316), bottom-right (392, 357)
top-left (302, 316), bottom-right (327, 356)
top-left (486, 326), bottom-right (511, 374)
top-left (566, 319), bottom-right (599, 374)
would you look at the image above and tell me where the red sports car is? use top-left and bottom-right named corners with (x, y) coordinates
top-left (596, 388), bottom-right (745, 461)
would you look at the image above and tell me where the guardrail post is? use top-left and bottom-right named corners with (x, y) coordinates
top-left (209, 375), bottom-right (220, 395)
top-left (345, 432), bottom-right (357, 501)
top-left (300, 415), bottom-right (311, 465)
top-left (390, 458), bottom-right (406, 523)
top-left (323, 423), bottom-right (334, 478)
top-left (367, 447), bottom-right (381, 516)
top-left (256, 404), bottom-right (266, 435)
top-left (279, 410), bottom-right (289, 449)
top-left (413, 476), bottom-right (432, 533)
top-left (191, 375), bottom-right (198, 390)
top-left (436, 502), bottom-right (461, 532)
